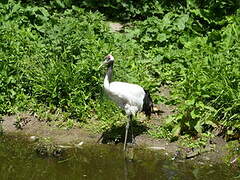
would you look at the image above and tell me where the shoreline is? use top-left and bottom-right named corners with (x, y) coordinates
top-left (1, 113), bottom-right (237, 165)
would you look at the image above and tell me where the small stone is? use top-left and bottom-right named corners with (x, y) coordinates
top-left (58, 145), bottom-right (72, 149)
top-left (186, 151), bottom-right (200, 159)
top-left (29, 136), bottom-right (39, 142)
top-left (148, 146), bottom-right (166, 150)
top-left (75, 141), bottom-right (84, 148)
top-left (204, 156), bottom-right (210, 161)
top-left (198, 161), bottom-right (205, 165)
top-left (230, 157), bottom-right (239, 164)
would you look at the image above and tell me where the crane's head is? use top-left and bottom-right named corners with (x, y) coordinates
top-left (98, 54), bottom-right (114, 69)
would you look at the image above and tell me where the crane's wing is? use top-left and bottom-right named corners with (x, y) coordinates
top-left (107, 81), bottom-right (145, 110)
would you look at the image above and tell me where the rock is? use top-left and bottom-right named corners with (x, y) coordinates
top-left (148, 146), bottom-right (166, 150)
top-left (35, 143), bottom-right (64, 157)
top-left (75, 141), bottom-right (84, 148)
top-left (186, 151), bottom-right (200, 159)
top-left (29, 136), bottom-right (39, 142)
top-left (230, 156), bottom-right (239, 164)
top-left (58, 145), bottom-right (72, 149)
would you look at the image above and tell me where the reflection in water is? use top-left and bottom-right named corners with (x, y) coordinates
top-left (124, 157), bottom-right (128, 180)
top-left (0, 134), bottom-right (239, 180)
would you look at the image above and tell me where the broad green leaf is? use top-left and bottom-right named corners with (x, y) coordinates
top-left (194, 120), bottom-right (202, 133)
top-left (174, 14), bottom-right (189, 30)
top-left (157, 33), bottom-right (167, 42)
top-left (190, 110), bottom-right (200, 119)
top-left (40, 7), bottom-right (50, 17)
top-left (172, 124), bottom-right (181, 137)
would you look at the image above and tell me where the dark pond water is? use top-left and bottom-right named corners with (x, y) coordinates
top-left (0, 134), bottom-right (239, 180)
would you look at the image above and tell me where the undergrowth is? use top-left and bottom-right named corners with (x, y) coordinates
top-left (0, 0), bottom-right (239, 141)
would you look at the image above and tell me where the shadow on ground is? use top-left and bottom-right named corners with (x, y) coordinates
top-left (98, 121), bottom-right (149, 144)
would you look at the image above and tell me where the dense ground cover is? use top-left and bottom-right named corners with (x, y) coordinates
top-left (0, 0), bottom-right (239, 144)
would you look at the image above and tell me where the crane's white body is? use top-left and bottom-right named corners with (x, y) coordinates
top-left (100, 54), bottom-right (152, 151)
top-left (104, 79), bottom-right (145, 116)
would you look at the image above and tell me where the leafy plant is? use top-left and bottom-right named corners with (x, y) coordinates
top-left (0, 0), bottom-right (239, 140)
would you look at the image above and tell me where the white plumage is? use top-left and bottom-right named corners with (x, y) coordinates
top-left (104, 82), bottom-right (145, 115)
top-left (99, 54), bottom-right (153, 150)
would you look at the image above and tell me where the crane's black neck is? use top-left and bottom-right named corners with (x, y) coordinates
top-left (106, 62), bottom-right (113, 82)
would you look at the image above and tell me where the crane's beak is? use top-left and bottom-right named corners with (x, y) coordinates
top-left (98, 59), bottom-right (107, 69)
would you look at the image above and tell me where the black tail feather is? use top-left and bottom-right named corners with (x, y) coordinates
top-left (142, 89), bottom-right (153, 117)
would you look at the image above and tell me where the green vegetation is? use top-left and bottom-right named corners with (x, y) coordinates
top-left (0, 0), bottom-right (239, 142)
top-left (224, 140), bottom-right (240, 166)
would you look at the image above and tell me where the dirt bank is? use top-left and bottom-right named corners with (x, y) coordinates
top-left (1, 113), bottom-right (234, 164)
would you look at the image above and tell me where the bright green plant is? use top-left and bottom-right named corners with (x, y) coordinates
top-left (166, 11), bottom-right (240, 136)
top-left (0, 0), bottom-right (239, 140)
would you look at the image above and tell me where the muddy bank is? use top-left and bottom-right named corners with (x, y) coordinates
top-left (1, 113), bottom-right (236, 164)
top-left (1, 114), bottom-right (98, 145)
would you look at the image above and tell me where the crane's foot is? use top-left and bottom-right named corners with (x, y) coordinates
top-left (96, 134), bottom-right (103, 144)
top-left (123, 141), bottom-right (137, 151)
top-left (132, 139), bottom-right (136, 146)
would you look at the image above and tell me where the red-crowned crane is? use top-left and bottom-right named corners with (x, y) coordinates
top-left (99, 54), bottom-right (153, 151)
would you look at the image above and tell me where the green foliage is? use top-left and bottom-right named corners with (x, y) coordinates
top-left (18, 0), bottom-right (240, 22)
top-left (0, 1), bottom-right (111, 120)
top-left (148, 125), bottom-right (173, 140)
top-left (0, 1), bottom-right (152, 123)
top-left (0, 0), bottom-right (239, 139)
top-left (179, 133), bottom-right (214, 149)
top-left (125, 7), bottom-right (240, 137)
top-left (126, 12), bottom-right (191, 50)
top-left (224, 140), bottom-right (240, 167)
top-left (170, 13), bottom-right (240, 136)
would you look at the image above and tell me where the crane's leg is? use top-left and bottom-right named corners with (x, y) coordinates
top-left (123, 116), bottom-right (131, 151)
top-left (130, 115), bottom-right (135, 144)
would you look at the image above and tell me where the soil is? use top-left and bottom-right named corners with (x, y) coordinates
top-left (2, 114), bottom-right (98, 145)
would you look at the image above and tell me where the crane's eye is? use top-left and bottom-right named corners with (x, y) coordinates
top-left (105, 55), bottom-right (113, 62)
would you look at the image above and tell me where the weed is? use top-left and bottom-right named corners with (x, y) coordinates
top-left (224, 140), bottom-right (240, 167)
top-left (0, 115), bottom-right (3, 135)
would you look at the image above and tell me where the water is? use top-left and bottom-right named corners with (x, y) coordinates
top-left (0, 134), bottom-right (239, 180)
